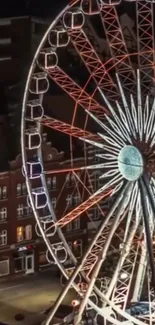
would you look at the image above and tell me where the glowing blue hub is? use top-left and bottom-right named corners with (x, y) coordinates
top-left (118, 145), bottom-right (143, 181)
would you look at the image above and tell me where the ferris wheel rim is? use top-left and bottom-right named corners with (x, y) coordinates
top-left (21, 1), bottom-right (155, 324)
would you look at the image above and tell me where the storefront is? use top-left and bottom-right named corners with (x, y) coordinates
top-left (13, 245), bottom-right (35, 274)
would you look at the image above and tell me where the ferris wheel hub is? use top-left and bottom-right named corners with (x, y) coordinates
top-left (118, 145), bottom-right (143, 181)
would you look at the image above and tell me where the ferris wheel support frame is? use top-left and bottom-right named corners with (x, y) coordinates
top-left (21, 1), bottom-right (155, 325)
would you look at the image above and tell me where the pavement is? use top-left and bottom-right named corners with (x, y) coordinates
top-left (0, 269), bottom-right (75, 325)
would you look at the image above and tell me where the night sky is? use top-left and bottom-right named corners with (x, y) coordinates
top-left (0, 0), bottom-right (68, 18)
top-left (0, 0), bottom-right (135, 19)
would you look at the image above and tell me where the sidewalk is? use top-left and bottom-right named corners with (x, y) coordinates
top-left (0, 269), bottom-right (75, 325)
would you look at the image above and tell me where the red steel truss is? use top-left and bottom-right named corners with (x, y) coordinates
top-left (55, 189), bottom-right (111, 227)
top-left (46, 67), bottom-right (108, 118)
top-left (40, 115), bottom-right (100, 141)
top-left (67, 28), bottom-right (118, 101)
top-left (100, 5), bottom-right (136, 93)
top-left (136, 0), bottom-right (155, 94)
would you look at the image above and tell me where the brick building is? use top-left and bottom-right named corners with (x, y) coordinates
top-left (0, 133), bottom-right (88, 278)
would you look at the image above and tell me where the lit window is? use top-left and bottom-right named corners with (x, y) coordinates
top-left (17, 204), bottom-right (24, 218)
top-left (25, 225), bottom-right (32, 240)
top-left (16, 183), bottom-right (22, 197)
top-left (66, 195), bottom-right (72, 208)
top-left (2, 186), bottom-right (7, 199)
top-left (51, 198), bottom-right (57, 210)
top-left (17, 227), bottom-right (24, 242)
top-left (0, 230), bottom-right (7, 246)
top-left (0, 208), bottom-right (7, 221)
top-left (22, 183), bottom-right (27, 195)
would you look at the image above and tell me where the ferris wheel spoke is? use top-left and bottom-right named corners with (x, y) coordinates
top-left (75, 183), bottom-right (132, 325)
top-left (44, 66), bottom-right (108, 116)
top-left (139, 178), bottom-right (155, 291)
top-left (106, 221), bottom-right (141, 309)
top-left (40, 115), bottom-right (100, 141)
top-left (136, 0), bottom-right (155, 94)
top-left (85, 108), bottom-right (126, 146)
top-left (116, 73), bottom-right (136, 139)
top-left (55, 187), bottom-right (111, 228)
top-left (100, 4), bottom-right (136, 93)
top-left (145, 98), bottom-right (155, 143)
top-left (67, 28), bottom-right (118, 101)
top-left (110, 234), bottom-right (141, 310)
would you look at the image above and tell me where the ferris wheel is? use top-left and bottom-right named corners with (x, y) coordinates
top-left (21, 0), bottom-right (155, 324)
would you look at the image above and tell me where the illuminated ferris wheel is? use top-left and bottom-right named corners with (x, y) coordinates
top-left (21, 0), bottom-right (155, 324)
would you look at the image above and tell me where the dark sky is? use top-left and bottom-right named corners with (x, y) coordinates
top-left (0, 0), bottom-right (68, 18)
top-left (0, 0), bottom-right (135, 19)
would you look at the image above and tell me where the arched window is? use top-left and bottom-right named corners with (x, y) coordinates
top-left (16, 183), bottom-right (22, 197)
top-left (47, 177), bottom-right (52, 189)
top-left (51, 197), bottom-right (57, 210)
top-left (66, 194), bottom-right (72, 208)
top-left (2, 186), bottom-right (7, 199)
top-left (25, 225), bottom-right (32, 240)
top-left (66, 173), bottom-right (70, 187)
top-left (22, 183), bottom-right (27, 195)
top-left (0, 230), bottom-right (7, 246)
top-left (17, 204), bottom-right (24, 218)
top-left (0, 208), bottom-right (7, 221)
top-left (52, 176), bottom-right (56, 189)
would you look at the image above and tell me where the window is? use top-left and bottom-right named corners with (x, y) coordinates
top-left (66, 173), bottom-right (75, 187)
top-left (0, 208), bottom-right (7, 221)
top-left (14, 255), bottom-right (25, 273)
top-left (73, 193), bottom-right (81, 206)
top-left (16, 183), bottom-right (22, 196)
top-left (66, 195), bottom-right (72, 208)
top-left (71, 174), bottom-right (75, 185)
top-left (2, 186), bottom-right (7, 199)
top-left (17, 204), bottom-right (24, 218)
top-left (66, 222), bottom-right (72, 232)
top-left (47, 177), bottom-right (52, 189)
top-left (24, 206), bottom-right (32, 216)
top-left (66, 173), bottom-right (70, 187)
top-left (0, 259), bottom-right (9, 276)
top-left (51, 197), bottom-right (57, 210)
top-left (0, 230), bottom-right (7, 246)
top-left (22, 183), bottom-right (27, 195)
top-left (17, 227), bottom-right (24, 242)
top-left (52, 176), bottom-right (56, 189)
top-left (73, 217), bottom-right (80, 230)
top-left (25, 225), bottom-right (32, 240)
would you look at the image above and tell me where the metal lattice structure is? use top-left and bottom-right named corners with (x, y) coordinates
top-left (21, 1), bottom-right (155, 324)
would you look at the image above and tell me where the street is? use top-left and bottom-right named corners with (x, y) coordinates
top-left (0, 269), bottom-right (75, 325)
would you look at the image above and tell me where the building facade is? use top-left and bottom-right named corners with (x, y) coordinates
top-left (0, 133), bottom-right (88, 278)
